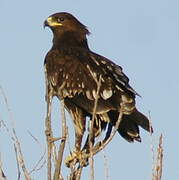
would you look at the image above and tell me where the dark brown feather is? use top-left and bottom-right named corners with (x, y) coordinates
top-left (44, 12), bottom-right (152, 146)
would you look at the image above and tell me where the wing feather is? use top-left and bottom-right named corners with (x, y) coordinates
top-left (45, 47), bottom-right (136, 114)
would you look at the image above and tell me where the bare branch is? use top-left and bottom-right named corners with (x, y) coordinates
top-left (152, 134), bottom-right (163, 180)
top-left (44, 65), bottom-right (54, 180)
top-left (27, 131), bottom-right (46, 174)
top-left (13, 131), bottom-right (31, 179)
top-left (0, 86), bottom-right (31, 180)
top-left (53, 99), bottom-right (67, 180)
top-left (29, 151), bottom-right (46, 174)
top-left (45, 94), bottom-right (53, 180)
top-left (27, 130), bottom-right (42, 146)
top-left (14, 144), bottom-right (21, 180)
top-left (0, 154), bottom-right (6, 180)
top-left (102, 150), bottom-right (110, 180)
top-left (89, 75), bottom-right (102, 180)
top-left (92, 109), bottom-right (123, 157)
top-left (75, 167), bottom-right (83, 180)
top-left (148, 111), bottom-right (156, 180)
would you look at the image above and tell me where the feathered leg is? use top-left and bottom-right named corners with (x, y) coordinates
top-left (64, 99), bottom-right (86, 167)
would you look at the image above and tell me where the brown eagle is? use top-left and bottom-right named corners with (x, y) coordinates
top-left (44, 12), bottom-right (152, 165)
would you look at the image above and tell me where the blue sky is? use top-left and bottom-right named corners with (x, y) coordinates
top-left (0, 0), bottom-right (179, 179)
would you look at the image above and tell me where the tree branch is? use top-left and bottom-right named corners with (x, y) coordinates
top-left (0, 86), bottom-right (31, 180)
top-left (89, 75), bottom-right (102, 180)
top-left (0, 154), bottom-right (6, 180)
top-left (152, 134), bottom-right (163, 180)
top-left (44, 67), bottom-right (54, 180)
top-left (53, 99), bottom-right (67, 180)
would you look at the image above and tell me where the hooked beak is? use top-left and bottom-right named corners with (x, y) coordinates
top-left (43, 16), bottom-right (63, 29)
top-left (43, 20), bottom-right (49, 29)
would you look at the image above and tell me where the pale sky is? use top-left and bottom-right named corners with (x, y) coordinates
top-left (0, 0), bottom-right (179, 179)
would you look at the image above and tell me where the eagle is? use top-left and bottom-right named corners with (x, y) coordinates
top-left (44, 12), bottom-right (152, 166)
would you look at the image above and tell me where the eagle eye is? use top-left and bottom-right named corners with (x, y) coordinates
top-left (57, 17), bottom-right (65, 22)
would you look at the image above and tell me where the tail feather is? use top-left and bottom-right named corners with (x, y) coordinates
top-left (132, 109), bottom-right (153, 133)
top-left (107, 109), bottom-right (152, 142)
top-left (119, 115), bottom-right (141, 142)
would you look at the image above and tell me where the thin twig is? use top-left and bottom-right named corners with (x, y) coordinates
top-left (102, 150), bottom-right (110, 180)
top-left (13, 130), bottom-right (31, 179)
top-left (45, 94), bottom-right (53, 180)
top-left (153, 134), bottom-right (163, 180)
top-left (14, 144), bottom-right (21, 180)
top-left (69, 165), bottom-right (83, 180)
top-left (0, 86), bottom-right (31, 180)
top-left (156, 135), bottom-right (163, 180)
top-left (53, 99), bottom-right (67, 180)
top-left (89, 75), bottom-right (102, 180)
top-left (75, 167), bottom-right (83, 180)
top-left (1, 120), bottom-right (21, 180)
top-left (27, 130), bottom-right (47, 174)
top-left (35, 159), bottom-right (47, 172)
top-left (29, 150), bottom-right (46, 174)
top-left (92, 109), bottom-right (123, 156)
top-left (148, 111), bottom-right (155, 180)
top-left (27, 130), bottom-right (42, 145)
top-left (44, 66), bottom-right (54, 180)
top-left (0, 120), bottom-right (15, 143)
top-left (68, 166), bottom-right (75, 180)
top-left (77, 109), bottom-right (123, 162)
top-left (0, 153), bottom-right (6, 180)
top-left (52, 143), bottom-right (58, 166)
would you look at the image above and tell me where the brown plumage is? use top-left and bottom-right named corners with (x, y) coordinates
top-left (44, 12), bottom-right (152, 162)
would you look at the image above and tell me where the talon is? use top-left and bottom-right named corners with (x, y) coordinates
top-left (80, 156), bottom-right (89, 167)
top-left (65, 151), bottom-right (89, 168)
top-left (65, 151), bottom-right (78, 167)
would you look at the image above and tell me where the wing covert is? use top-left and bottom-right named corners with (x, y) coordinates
top-left (45, 47), bottom-right (138, 103)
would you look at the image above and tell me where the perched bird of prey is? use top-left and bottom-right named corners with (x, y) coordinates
top-left (44, 12), bottom-right (152, 166)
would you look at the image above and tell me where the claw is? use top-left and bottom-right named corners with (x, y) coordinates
top-left (65, 151), bottom-right (89, 168)
top-left (65, 151), bottom-right (78, 167)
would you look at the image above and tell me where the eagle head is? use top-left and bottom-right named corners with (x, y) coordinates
top-left (44, 12), bottom-right (89, 36)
